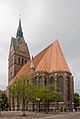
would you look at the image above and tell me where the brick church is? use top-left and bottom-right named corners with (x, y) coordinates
top-left (8, 17), bottom-right (74, 111)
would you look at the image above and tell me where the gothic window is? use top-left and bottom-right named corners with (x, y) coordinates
top-left (25, 60), bottom-right (27, 64)
top-left (44, 77), bottom-right (47, 86)
top-left (35, 77), bottom-right (38, 86)
top-left (10, 72), bottom-right (12, 78)
top-left (39, 77), bottom-right (43, 87)
top-left (18, 57), bottom-right (20, 64)
top-left (66, 77), bottom-right (70, 101)
top-left (50, 76), bottom-right (55, 84)
top-left (22, 58), bottom-right (23, 65)
top-left (57, 76), bottom-right (64, 101)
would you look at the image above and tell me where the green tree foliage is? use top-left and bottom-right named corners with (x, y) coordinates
top-left (27, 83), bottom-right (60, 113)
top-left (9, 75), bottom-right (60, 114)
top-left (27, 84), bottom-right (39, 101)
top-left (9, 75), bottom-right (30, 116)
top-left (74, 92), bottom-right (79, 108)
top-left (39, 84), bottom-right (60, 101)
top-left (0, 93), bottom-right (8, 111)
top-left (27, 84), bottom-right (60, 103)
top-left (38, 84), bottom-right (60, 113)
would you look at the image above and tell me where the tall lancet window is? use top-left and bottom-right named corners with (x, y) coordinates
top-left (44, 77), bottom-right (47, 86)
top-left (50, 77), bottom-right (55, 84)
top-left (39, 76), bottom-right (43, 87)
top-left (57, 76), bottom-right (64, 101)
top-left (35, 77), bottom-right (38, 86)
top-left (66, 76), bottom-right (70, 101)
top-left (19, 57), bottom-right (20, 64)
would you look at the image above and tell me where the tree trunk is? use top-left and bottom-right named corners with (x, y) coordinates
top-left (33, 102), bottom-right (34, 111)
top-left (48, 101), bottom-right (49, 112)
top-left (0, 110), bottom-right (1, 116)
top-left (26, 101), bottom-right (28, 111)
top-left (17, 98), bottom-right (19, 111)
top-left (12, 98), bottom-right (15, 110)
top-left (22, 98), bottom-right (26, 116)
top-left (46, 100), bottom-right (48, 113)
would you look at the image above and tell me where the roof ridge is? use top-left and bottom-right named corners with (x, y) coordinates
top-left (56, 40), bottom-right (70, 72)
top-left (48, 43), bottom-right (53, 72)
top-left (34, 43), bottom-right (51, 68)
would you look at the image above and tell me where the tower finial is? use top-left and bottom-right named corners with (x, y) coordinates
top-left (16, 15), bottom-right (23, 38)
top-left (30, 56), bottom-right (35, 71)
top-left (19, 13), bottom-right (21, 17)
top-left (19, 14), bottom-right (21, 21)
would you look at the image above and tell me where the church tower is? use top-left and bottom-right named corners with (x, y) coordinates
top-left (8, 17), bottom-right (30, 84)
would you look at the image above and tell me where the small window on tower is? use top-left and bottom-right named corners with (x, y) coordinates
top-left (25, 60), bottom-right (27, 64)
top-left (19, 57), bottom-right (20, 64)
top-left (22, 58), bottom-right (23, 65)
top-left (11, 72), bottom-right (12, 78)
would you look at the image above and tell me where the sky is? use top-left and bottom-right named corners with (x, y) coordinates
top-left (0, 0), bottom-right (80, 94)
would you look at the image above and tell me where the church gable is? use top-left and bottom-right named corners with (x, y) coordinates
top-left (16, 38), bottom-right (30, 55)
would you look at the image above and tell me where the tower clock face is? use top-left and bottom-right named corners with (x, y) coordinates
top-left (19, 44), bottom-right (27, 52)
top-left (20, 46), bottom-right (25, 52)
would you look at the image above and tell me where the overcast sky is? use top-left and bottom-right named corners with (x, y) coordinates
top-left (0, 0), bottom-right (80, 94)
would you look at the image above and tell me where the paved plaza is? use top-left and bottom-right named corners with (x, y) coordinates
top-left (0, 111), bottom-right (80, 119)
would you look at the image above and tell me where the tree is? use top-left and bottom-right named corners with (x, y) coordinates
top-left (26, 84), bottom-right (40, 111)
top-left (9, 75), bottom-right (30, 116)
top-left (39, 84), bottom-right (60, 113)
top-left (27, 83), bottom-right (60, 113)
top-left (9, 84), bottom-right (17, 110)
top-left (74, 92), bottom-right (79, 109)
top-left (0, 93), bottom-right (8, 111)
top-left (9, 75), bottom-right (39, 115)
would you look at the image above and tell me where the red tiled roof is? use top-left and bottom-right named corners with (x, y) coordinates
top-left (9, 40), bottom-right (70, 85)
top-left (36, 40), bottom-right (70, 72)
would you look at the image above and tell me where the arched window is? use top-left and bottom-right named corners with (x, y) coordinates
top-left (11, 72), bottom-right (12, 78)
top-left (25, 60), bottom-right (27, 64)
top-left (22, 58), bottom-right (23, 65)
top-left (50, 76), bottom-right (55, 84)
top-left (44, 77), bottom-right (47, 86)
top-left (18, 57), bottom-right (20, 64)
top-left (66, 77), bottom-right (70, 101)
top-left (35, 77), bottom-right (38, 86)
top-left (39, 77), bottom-right (43, 87)
top-left (57, 76), bottom-right (64, 101)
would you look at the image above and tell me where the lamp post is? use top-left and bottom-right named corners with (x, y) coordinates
top-left (36, 98), bottom-right (40, 118)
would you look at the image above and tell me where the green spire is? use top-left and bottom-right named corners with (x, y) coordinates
top-left (16, 15), bottom-right (23, 38)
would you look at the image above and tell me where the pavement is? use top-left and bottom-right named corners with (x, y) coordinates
top-left (0, 111), bottom-right (80, 119)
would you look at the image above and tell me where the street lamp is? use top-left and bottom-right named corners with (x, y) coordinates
top-left (36, 98), bottom-right (40, 118)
